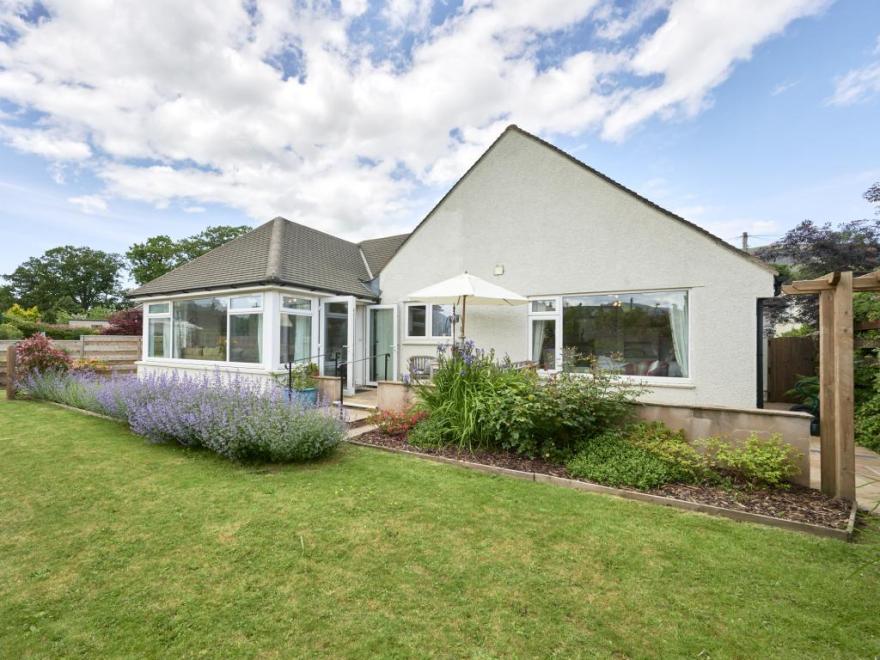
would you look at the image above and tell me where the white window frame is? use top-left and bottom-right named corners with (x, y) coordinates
top-left (527, 297), bottom-right (562, 373)
top-left (404, 302), bottom-right (454, 341)
top-left (279, 296), bottom-right (316, 368)
top-left (144, 303), bottom-right (172, 359)
top-left (527, 289), bottom-right (693, 385)
top-left (226, 294), bottom-right (263, 364)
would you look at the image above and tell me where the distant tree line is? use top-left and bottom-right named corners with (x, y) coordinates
top-left (0, 225), bottom-right (251, 322)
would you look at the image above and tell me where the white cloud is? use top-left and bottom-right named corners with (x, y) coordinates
top-left (827, 57), bottom-right (880, 106)
top-left (602, 0), bottom-right (830, 140)
top-left (594, 0), bottom-right (671, 41)
top-left (183, 205), bottom-right (206, 213)
top-left (2, 126), bottom-right (91, 160)
top-left (68, 194), bottom-right (108, 214)
top-left (771, 79), bottom-right (799, 96)
top-left (0, 0), bottom-right (829, 238)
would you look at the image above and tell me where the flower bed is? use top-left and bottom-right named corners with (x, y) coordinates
top-left (19, 369), bottom-right (345, 463)
top-left (354, 430), bottom-right (853, 531)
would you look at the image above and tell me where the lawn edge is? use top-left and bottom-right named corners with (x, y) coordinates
top-left (15, 399), bottom-right (856, 541)
top-left (347, 438), bottom-right (856, 541)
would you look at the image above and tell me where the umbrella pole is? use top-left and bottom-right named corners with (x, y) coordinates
top-left (461, 296), bottom-right (467, 344)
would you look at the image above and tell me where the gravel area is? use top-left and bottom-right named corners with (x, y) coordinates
top-left (354, 431), bottom-right (854, 530)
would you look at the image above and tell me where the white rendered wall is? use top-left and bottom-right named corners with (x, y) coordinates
top-left (377, 130), bottom-right (775, 408)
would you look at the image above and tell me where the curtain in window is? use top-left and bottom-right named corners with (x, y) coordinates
top-left (531, 319), bottom-right (554, 369)
top-left (669, 303), bottom-right (689, 378)
top-left (532, 320), bottom-right (544, 365)
top-left (281, 313), bottom-right (311, 364)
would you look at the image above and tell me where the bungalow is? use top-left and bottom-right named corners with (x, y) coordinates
top-left (130, 125), bottom-right (777, 408)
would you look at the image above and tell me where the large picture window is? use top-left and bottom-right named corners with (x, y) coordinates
top-left (561, 290), bottom-right (689, 378)
top-left (406, 303), bottom-right (453, 339)
top-left (173, 298), bottom-right (229, 361)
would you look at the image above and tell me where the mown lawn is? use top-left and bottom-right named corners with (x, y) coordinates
top-left (1, 394), bottom-right (878, 658)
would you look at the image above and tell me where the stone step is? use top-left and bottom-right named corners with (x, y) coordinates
top-left (342, 407), bottom-right (375, 428)
top-left (333, 400), bottom-right (378, 411)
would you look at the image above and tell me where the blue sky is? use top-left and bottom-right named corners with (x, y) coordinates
top-left (0, 0), bottom-right (878, 281)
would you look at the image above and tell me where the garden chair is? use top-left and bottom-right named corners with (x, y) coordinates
top-left (408, 355), bottom-right (437, 381)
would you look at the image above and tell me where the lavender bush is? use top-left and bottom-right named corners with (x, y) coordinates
top-left (20, 370), bottom-right (345, 463)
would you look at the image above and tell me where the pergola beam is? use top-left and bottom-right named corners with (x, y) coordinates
top-left (853, 271), bottom-right (880, 292)
top-left (782, 271), bottom-right (840, 295)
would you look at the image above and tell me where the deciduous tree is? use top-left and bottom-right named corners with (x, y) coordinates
top-left (126, 225), bottom-right (251, 285)
top-left (4, 246), bottom-right (123, 313)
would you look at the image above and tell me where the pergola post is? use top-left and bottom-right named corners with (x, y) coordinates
top-left (818, 289), bottom-right (836, 496)
top-left (832, 272), bottom-right (855, 500)
top-left (782, 270), bottom-right (873, 502)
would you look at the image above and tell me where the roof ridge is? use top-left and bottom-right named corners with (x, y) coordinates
top-left (265, 216), bottom-right (285, 281)
top-left (358, 232), bottom-right (410, 247)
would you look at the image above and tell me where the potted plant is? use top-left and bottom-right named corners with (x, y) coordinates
top-left (283, 362), bottom-right (319, 406)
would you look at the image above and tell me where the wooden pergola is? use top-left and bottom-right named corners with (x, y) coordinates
top-left (782, 270), bottom-right (880, 501)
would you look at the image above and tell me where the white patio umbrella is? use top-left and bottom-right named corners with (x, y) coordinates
top-left (406, 272), bottom-right (529, 340)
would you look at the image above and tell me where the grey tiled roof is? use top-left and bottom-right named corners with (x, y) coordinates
top-left (358, 233), bottom-right (409, 276)
top-left (129, 217), bottom-right (395, 299)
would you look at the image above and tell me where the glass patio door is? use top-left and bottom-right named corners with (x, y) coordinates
top-left (321, 297), bottom-right (354, 389)
top-left (367, 305), bottom-right (397, 383)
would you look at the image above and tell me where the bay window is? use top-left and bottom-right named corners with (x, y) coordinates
top-left (406, 303), bottom-right (453, 339)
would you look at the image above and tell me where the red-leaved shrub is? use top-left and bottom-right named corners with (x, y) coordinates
top-left (16, 334), bottom-right (72, 374)
top-left (369, 408), bottom-right (428, 436)
top-left (101, 308), bottom-right (143, 336)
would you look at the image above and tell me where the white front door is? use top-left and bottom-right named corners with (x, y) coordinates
top-left (367, 305), bottom-right (398, 384)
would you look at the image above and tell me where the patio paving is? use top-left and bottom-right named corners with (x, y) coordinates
top-left (809, 439), bottom-right (880, 511)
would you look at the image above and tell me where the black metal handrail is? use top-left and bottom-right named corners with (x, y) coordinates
top-left (282, 352), bottom-right (340, 396)
top-left (336, 352), bottom-right (391, 411)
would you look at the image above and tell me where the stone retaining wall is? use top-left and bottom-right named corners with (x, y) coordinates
top-left (375, 380), bottom-right (813, 487)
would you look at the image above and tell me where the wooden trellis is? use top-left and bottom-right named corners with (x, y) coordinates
top-left (782, 270), bottom-right (880, 501)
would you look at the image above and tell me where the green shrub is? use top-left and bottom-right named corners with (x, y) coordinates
top-left (407, 415), bottom-right (450, 448)
top-left (624, 422), bottom-right (709, 482)
top-left (4, 303), bottom-right (41, 324)
top-left (777, 324), bottom-right (814, 338)
top-left (856, 404), bottom-right (880, 452)
top-left (566, 427), bottom-right (698, 490)
top-left (1, 317), bottom-right (99, 339)
top-left (0, 322), bottom-right (23, 339)
top-left (701, 434), bottom-right (800, 489)
top-left (415, 342), bottom-right (642, 459)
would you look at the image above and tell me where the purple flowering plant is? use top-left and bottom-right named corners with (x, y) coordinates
top-left (20, 369), bottom-right (345, 463)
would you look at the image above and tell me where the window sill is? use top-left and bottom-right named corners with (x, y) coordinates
top-left (137, 359), bottom-right (270, 373)
top-left (538, 371), bottom-right (696, 389)
top-left (402, 337), bottom-right (453, 345)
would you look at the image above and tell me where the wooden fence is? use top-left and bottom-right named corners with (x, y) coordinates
top-left (767, 335), bottom-right (818, 403)
top-left (0, 335), bottom-right (141, 387)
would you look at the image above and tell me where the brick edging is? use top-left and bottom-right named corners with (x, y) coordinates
top-left (346, 439), bottom-right (856, 541)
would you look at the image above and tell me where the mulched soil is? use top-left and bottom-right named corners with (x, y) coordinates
top-left (353, 430), bottom-right (854, 530)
